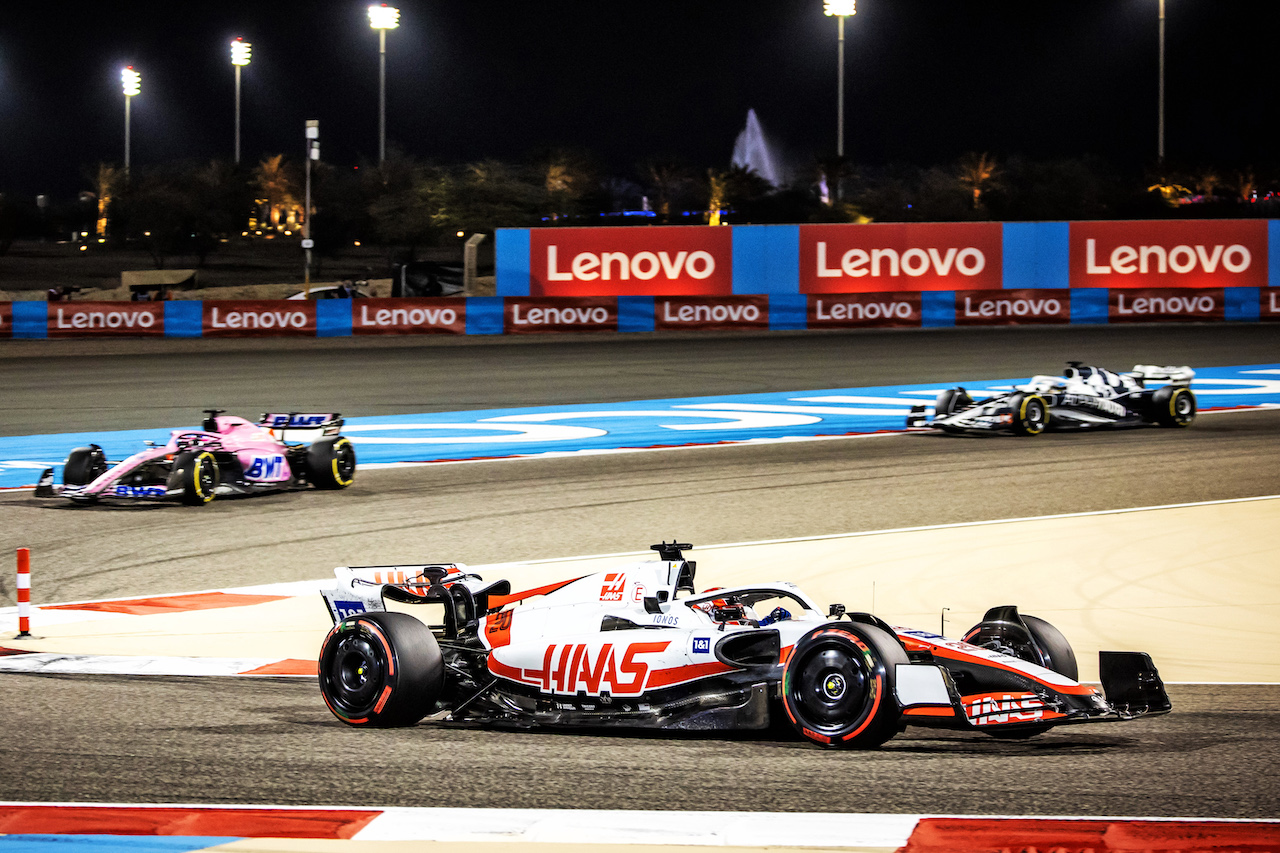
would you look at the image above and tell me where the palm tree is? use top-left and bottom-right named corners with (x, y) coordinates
top-left (253, 155), bottom-right (301, 230)
top-left (957, 152), bottom-right (1000, 209)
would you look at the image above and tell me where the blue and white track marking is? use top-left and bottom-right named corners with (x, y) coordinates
top-left (2, 364), bottom-right (1277, 490)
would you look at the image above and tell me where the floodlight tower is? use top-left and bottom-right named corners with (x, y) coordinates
top-left (231, 38), bottom-right (252, 164)
top-left (823, 0), bottom-right (857, 159)
top-left (121, 66), bottom-right (141, 175)
top-left (368, 4), bottom-right (400, 165)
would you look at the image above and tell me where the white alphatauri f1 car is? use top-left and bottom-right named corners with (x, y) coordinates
top-left (907, 363), bottom-right (1196, 436)
top-left (317, 543), bottom-right (1170, 748)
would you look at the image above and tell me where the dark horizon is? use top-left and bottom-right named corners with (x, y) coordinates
top-left (1, 1), bottom-right (1273, 201)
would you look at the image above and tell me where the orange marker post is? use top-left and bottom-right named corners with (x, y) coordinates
top-left (15, 548), bottom-right (31, 638)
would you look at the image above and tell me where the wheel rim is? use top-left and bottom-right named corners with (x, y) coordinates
top-left (789, 644), bottom-right (871, 733)
top-left (334, 442), bottom-right (355, 483)
top-left (1173, 392), bottom-right (1193, 421)
top-left (197, 456), bottom-right (216, 495)
top-left (1026, 400), bottom-right (1044, 428)
top-left (326, 632), bottom-right (386, 715)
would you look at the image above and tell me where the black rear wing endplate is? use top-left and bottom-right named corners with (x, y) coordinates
top-left (1099, 651), bottom-right (1172, 717)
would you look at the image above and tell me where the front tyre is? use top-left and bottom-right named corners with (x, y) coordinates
top-left (318, 611), bottom-right (443, 727)
top-left (935, 388), bottom-right (974, 417)
top-left (781, 622), bottom-right (908, 749)
top-left (1152, 385), bottom-right (1196, 427)
top-left (63, 445), bottom-right (108, 486)
top-left (175, 450), bottom-right (219, 505)
top-left (307, 437), bottom-right (356, 489)
top-left (1009, 393), bottom-right (1049, 436)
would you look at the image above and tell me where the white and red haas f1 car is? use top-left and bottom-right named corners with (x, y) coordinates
top-left (317, 543), bottom-right (1170, 748)
top-left (35, 410), bottom-right (355, 505)
top-left (907, 363), bottom-right (1196, 436)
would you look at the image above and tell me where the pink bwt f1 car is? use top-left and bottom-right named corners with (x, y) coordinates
top-left (36, 410), bottom-right (355, 505)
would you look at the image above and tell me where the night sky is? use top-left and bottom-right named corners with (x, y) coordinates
top-left (0, 1), bottom-right (1274, 199)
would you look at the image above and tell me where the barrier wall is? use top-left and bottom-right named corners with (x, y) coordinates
top-left (1, 220), bottom-right (1276, 339)
top-left (3, 289), bottom-right (1278, 339)
top-left (496, 219), bottom-right (1280, 296)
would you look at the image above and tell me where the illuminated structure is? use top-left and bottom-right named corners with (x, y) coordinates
top-left (368, 4), bottom-right (400, 165)
top-left (231, 38), bottom-right (252, 164)
top-left (822, 0), bottom-right (856, 159)
top-left (121, 66), bottom-right (141, 174)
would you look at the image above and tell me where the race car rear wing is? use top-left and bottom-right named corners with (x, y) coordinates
top-left (259, 412), bottom-right (344, 441)
top-left (1127, 365), bottom-right (1195, 385)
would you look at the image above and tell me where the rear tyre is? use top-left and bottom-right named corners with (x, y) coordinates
top-left (781, 622), bottom-right (907, 749)
top-left (63, 445), bottom-right (108, 486)
top-left (1009, 393), bottom-right (1048, 436)
top-left (175, 450), bottom-right (219, 505)
top-left (935, 388), bottom-right (974, 416)
top-left (307, 437), bottom-right (356, 489)
top-left (319, 611), bottom-right (444, 727)
top-left (1152, 385), bottom-right (1195, 427)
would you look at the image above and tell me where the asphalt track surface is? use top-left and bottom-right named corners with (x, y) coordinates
top-left (1, 324), bottom-right (1279, 817)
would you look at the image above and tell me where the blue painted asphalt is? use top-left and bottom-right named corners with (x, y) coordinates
top-left (2, 364), bottom-right (1278, 490)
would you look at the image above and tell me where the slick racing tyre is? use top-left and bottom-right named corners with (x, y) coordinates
top-left (63, 445), bottom-right (108, 486)
top-left (781, 622), bottom-right (907, 749)
top-left (1151, 385), bottom-right (1196, 428)
top-left (175, 450), bottom-right (219, 505)
top-left (319, 611), bottom-right (444, 727)
top-left (935, 388), bottom-right (974, 416)
top-left (307, 437), bottom-right (356, 489)
top-left (1009, 393), bottom-right (1048, 436)
top-left (963, 608), bottom-right (1078, 739)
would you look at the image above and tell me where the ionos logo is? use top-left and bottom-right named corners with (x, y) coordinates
top-left (800, 223), bottom-right (1002, 293)
top-left (49, 303), bottom-right (164, 336)
top-left (1071, 220), bottom-right (1266, 288)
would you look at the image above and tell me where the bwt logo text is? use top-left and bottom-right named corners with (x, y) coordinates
top-left (546, 246), bottom-right (716, 281)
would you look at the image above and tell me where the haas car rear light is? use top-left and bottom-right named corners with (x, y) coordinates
top-left (316, 542), bottom-right (1171, 748)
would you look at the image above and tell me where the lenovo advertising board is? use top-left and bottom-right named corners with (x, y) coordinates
top-left (799, 222), bottom-right (1002, 293)
top-left (955, 289), bottom-right (1071, 326)
top-left (806, 292), bottom-right (921, 328)
top-left (1263, 288), bottom-right (1280, 322)
top-left (529, 226), bottom-right (733, 296)
top-left (353, 298), bottom-right (467, 335)
top-left (504, 296), bottom-right (618, 333)
top-left (653, 295), bottom-right (769, 331)
top-left (1108, 288), bottom-right (1225, 323)
top-left (46, 301), bottom-right (165, 338)
top-left (1070, 220), bottom-right (1266, 289)
top-left (203, 300), bottom-right (317, 337)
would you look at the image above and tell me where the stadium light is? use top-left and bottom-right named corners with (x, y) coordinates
top-left (231, 38), bottom-right (252, 164)
top-left (368, 4), bottom-right (400, 164)
top-left (822, 1), bottom-right (856, 160)
top-left (121, 66), bottom-right (141, 174)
